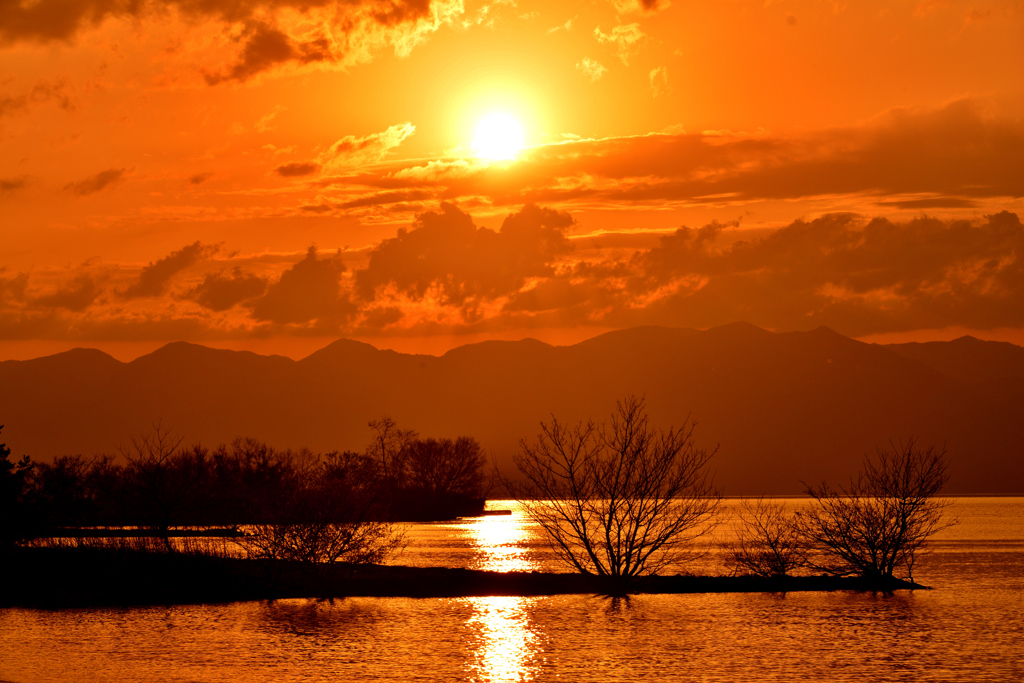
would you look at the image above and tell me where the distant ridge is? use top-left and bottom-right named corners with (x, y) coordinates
top-left (885, 336), bottom-right (1024, 385)
top-left (2, 323), bottom-right (1022, 494)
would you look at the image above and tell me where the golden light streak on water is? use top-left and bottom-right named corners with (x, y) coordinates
top-left (463, 503), bottom-right (542, 681)
top-left (466, 596), bottom-right (539, 682)
top-left (467, 510), bottom-right (537, 573)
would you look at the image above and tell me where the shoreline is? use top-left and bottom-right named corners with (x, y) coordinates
top-left (1, 547), bottom-right (924, 609)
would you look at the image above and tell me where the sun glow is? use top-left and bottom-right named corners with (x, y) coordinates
top-left (471, 113), bottom-right (524, 160)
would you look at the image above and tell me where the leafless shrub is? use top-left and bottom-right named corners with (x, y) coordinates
top-left (797, 438), bottom-right (955, 582)
top-left (729, 498), bottom-right (806, 578)
top-left (240, 452), bottom-right (403, 566)
top-left (241, 520), bottom-right (402, 566)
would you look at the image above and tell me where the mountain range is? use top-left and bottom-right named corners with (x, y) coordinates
top-left (2, 323), bottom-right (1022, 494)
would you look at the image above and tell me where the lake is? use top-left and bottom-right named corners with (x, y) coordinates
top-left (2, 498), bottom-right (1022, 682)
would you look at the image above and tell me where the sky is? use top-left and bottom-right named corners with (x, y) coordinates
top-left (1, 0), bottom-right (1023, 360)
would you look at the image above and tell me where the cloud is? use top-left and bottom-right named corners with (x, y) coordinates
top-left (204, 22), bottom-right (332, 85)
top-left (876, 197), bottom-right (979, 209)
top-left (189, 268), bottom-right (269, 311)
top-left (963, 1), bottom-right (1024, 24)
top-left (502, 275), bottom-right (597, 314)
top-left (123, 241), bottom-right (217, 299)
top-left (360, 304), bottom-right (404, 330)
top-left (0, 77), bottom-right (75, 119)
top-left (319, 122), bottom-right (415, 170)
top-left (0, 93), bottom-right (25, 119)
top-left (594, 23), bottom-right (645, 65)
top-left (0, 310), bottom-right (236, 343)
top-left (0, 270), bottom-right (29, 309)
top-left (1, 176), bottom-right (27, 191)
top-left (612, 0), bottom-right (670, 13)
top-left (1, 0), bottom-right (462, 84)
top-left (248, 246), bottom-right (353, 325)
top-left (338, 99), bottom-right (1023, 213)
top-left (301, 203), bottom-right (335, 213)
top-left (649, 66), bottom-right (669, 97)
top-left (608, 210), bottom-right (1024, 336)
top-left (576, 57), bottom-right (608, 82)
top-left (64, 168), bottom-right (127, 196)
top-left (347, 206), bottom-right (1024, 338)
top-left (387, 158), bottom-right (480, 182)
top-left (548, 17), bottom-right (574, 33)
top-left (255, 105), bottom-right (286, 132)
top-left (349, 208), bottom-right (1022, 338)
top-left (338, 189), bottom-right (433, 209)
top-left (32, 273), bottom-right (102, 312)
top-left (0, 0), bottom-right (130, 43)
top-left (2, 205), bottom-right (1024, 342)
top-left (275, 162), bottom-right (321, 177)
top-left (355, 202), bottom-right (574, 309)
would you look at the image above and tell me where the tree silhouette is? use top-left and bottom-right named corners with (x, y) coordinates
top-left (798, 438), bottom-right (955, 583)
top-left (729, 497), bottom-right (805, 578)
top-left (367, 416), bottom-right (416, 487)
top-left (406, 436), bottom-right (486, 498)
top-left (119, 423), bottom-right (209, 550)
top-left (0, 424), bottom-right (34, 547)
top-left (240, 449), bottom-right (402, 567)
top-left (506, 396), bottom-right (719, 590)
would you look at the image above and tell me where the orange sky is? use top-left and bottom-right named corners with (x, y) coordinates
top-left (1, 0), bottom-right (1023, 359)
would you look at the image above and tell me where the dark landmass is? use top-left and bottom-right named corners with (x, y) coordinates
top-left (47, 527), bottom-right (248, 538)
top-left (2, 323), bottom-right (1023, 493)
top-left (1, 547), bottom-right (923, 609)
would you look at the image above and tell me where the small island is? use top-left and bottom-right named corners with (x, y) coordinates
top-left (1, 545), bottom-right (924, 609)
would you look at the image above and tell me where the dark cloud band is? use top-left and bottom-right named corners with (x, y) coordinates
top-left (1, 207), bottom-right (1022, 341)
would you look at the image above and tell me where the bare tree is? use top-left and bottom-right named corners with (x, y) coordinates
top-left (119, 423), bottom-right (210, 550)
top-left (366, 416), bottom-right (416, 486)
top-left (729, 498), bottom-right (805, 578)
top-left (797, 438), bottom-right (955, 583)
top-left (506, 396), bottom-right (719, 588)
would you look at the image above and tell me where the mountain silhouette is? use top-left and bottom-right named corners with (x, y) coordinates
top-left (885, 336), bottom-right (1024, 384)
top-left (2, 323), bottom-right (1021, 494)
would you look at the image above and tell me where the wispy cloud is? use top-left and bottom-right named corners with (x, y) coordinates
top-left (594, 23), bottom-right (645, 64)
top-left (576, 57), bottom-right (608, 82)
top-left (319, 122), bottom-right (416, 171)
top-left (64, 168), bottom-right (127, 196)
top-left (649, 66), bottom-right (669, 97)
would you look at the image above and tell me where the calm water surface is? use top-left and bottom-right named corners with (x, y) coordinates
top-left (2, 498), bottom-right (1022, 683)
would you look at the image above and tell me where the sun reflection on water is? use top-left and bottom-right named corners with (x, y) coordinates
top-left (466, 596), bottom-right (540, 683)
top-left (467, 508), bottom-right (537, 573)
top-left (462, 504), bottom-right (543, 681)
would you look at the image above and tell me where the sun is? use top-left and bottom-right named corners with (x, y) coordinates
top-left (471, 112), bottom-right (524, 160)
